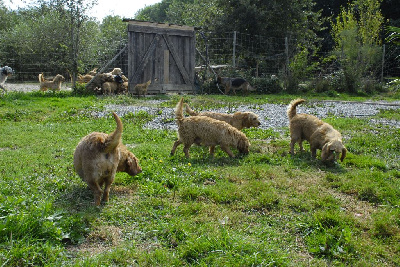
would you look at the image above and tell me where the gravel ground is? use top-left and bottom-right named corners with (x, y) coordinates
top-left (2, 82), bottom-right (72, 92)
top-left (104, 100), bottom-right (400, 132)
top-left (4, 82), bottom-right (400, 132)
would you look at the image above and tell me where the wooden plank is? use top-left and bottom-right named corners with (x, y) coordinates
top-left (128, 24), bottom-right (195, 37)
top-left (129, 34), bottom-right (160, 87)
top-left (147, 84), bottom-right (194, 94)
top-left (163, 50), bottom-right (169, 84)
top-left (162, 34), bottom-right (192, 85)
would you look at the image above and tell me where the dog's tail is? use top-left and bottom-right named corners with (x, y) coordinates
top-left (287, 99), bottom-right (306, 121)
top-left (38, 73), bottom-right (45, 83)
top-left (184, 103), bottom-right (198, 116)
top-left (105, 112), bottom-right (123, 152)
top-left (175, 98), bottom-right (185, 123)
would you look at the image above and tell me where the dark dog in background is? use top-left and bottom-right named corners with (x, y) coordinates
top-left (0, 66), bottom-right (13, 91)
top-left (217, 76), bottom-right (255, 95)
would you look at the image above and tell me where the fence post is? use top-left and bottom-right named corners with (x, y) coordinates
top-left (232, 31), bottom-right (237, 68)
top-left (285, 37), bottom-right (290, 75)
top-left (381, 44), bottom-right (385, 82)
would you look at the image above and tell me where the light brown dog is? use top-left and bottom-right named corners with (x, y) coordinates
top-left (102, 81), bottom-right (128, 95)
top-left (134, 80), bottom-right (151, 98)
top-left (184, 103), bottom-right (261, 130)
top-left (171, 98), bottom-right (250, 158)
top-left (287, 99), bottom-right (347, 162)
top-left (73, 112), bottom-right (142, 205)
top-left (39, 74), bottom-right (65, 92)
top-left (77, 74), bottom-right (94, 83)
top-left (217, 76), bottom-right (255, 95)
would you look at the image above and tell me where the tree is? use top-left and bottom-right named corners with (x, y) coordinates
top-left (331, 0), bottom-right (384, 92)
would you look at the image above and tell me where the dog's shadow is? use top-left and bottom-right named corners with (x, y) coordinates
top-left (55, 184), bottom-right (104, 212)
top-left (289, 151), bottom-right (348, 174)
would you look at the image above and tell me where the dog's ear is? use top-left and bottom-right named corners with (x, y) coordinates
top-left (126, 156), bottom-right (141, 176)
top-left (321, 143), bottom-right (329, 161)
top-left (237, 139), bottom-right (249, 155)
top-left (340, 147), bottom-right (347, 162)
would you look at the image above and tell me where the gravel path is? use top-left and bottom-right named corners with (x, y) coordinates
top-left (4, 83), bottom-right (400, 132)
top-left (104, 100), bottom-right (400, 132)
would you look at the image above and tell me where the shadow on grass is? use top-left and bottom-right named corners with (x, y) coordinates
top-left (289, 151), bottom-right (348, 174)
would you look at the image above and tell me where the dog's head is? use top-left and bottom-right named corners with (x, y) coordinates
top-left (321, 140), bottom-right (347, 162)
top-left (118, 148), bottom-right (142, 176)
top-left (111, 68), bottom-right (122, 76)
top-left (237, 138), bottom-right (250, 155)
top-left (234, 112), bottom-right (261, 129)
top-left (54, 74), bottom-right (65, 82)
top-left (1, 66), bottom-right (13, 76)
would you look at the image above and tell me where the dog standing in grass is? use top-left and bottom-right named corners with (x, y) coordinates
top-left (184, 103), bottom-right (261, 130)
top-left (73, 112), bottom-right (142, 205)
top-left (134, 80), bottom-right (151, 98)
top-left (287, 98), bottom-right (347, 162)
top-left (171, 98), bottom-right (250, 158)
top-left (39, 73), bottom-right (65, 92)
top-left (0, 66), bottom-right (13, 91)
top-left (217, 76), bottom-right (255, 95)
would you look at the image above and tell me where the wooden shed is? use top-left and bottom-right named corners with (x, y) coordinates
top-left (124, 20), bottom-right (196, 94)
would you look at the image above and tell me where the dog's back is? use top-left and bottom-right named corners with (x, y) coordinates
top-left (74, 112), bottom-right (122, 175)
top-left (173, 98), bottom-right (250, 156)
top-left (288, 99), bottom-right (323, 141)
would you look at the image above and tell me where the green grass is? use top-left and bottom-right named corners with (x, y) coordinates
top-left (0, 91), bottom-right (399, 266)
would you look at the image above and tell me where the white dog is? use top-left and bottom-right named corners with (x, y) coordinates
top-left (0, 66), bottom-right (13, 91)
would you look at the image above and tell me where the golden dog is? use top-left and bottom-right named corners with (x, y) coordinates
top-left (287, 99), bottom-right (347, 162)
top-left (184, 103), bottom-right (261, 130)
top-left (39, 74), bottom-right (65, 92)
top-left (134, 80), bottom-right (151, 98)
top-left (171, 98), bottom-right (250, 158)
top-left (73, 112), bottom-right (142, 205)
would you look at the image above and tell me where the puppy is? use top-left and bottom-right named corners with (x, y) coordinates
top-left (39, 74), bottom-right (65, 92)
top-left (287, 99), bottom-right (347, 162)
top-left (134, 80), bottom-right (151, 98)
top-left (0, 66), bottom-right (13, 91)
top-left (184, 103), bottom-right (261, 130)
top-left (73, 112), bottom-right (142, 205)
top-left (171, 98), bottom-right (250, 158)
top-left (217, 76), bottom-right (255, 95)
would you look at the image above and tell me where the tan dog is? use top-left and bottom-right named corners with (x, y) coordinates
top-left (134, 80), bottom-right (151, 98)
top-left (287, 99), bottom-right (347, 162)
top-left (102, 81), bottom-right (128, 95)
top-left (171, 98), bottom-right (250, 158)
top-left (73, 112), bottom-right (142, 205)
top-left (39, 74), bottom-right (65, 92)
top-left (77, 74), bottom-right (94, 83)
top-left (217, 76), bottom-right (255, 95)
top-left (184, 103), bottom-right (261, 130)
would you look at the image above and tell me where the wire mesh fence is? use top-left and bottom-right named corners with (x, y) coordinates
top-left (2, 31), bottom-right (399, 84)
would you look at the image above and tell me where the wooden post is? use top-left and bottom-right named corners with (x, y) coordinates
top-left (164, 50), bottom-right (170, 84)
top-left (232, 31), bottom-right (237, 68)
top-left (285, 37), bottom-right (290, 75)
top-left (381, 44), bottom-right (385, 83)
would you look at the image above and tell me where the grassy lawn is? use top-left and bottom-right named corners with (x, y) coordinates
top-left (0, 91), bottom-right (399, 266)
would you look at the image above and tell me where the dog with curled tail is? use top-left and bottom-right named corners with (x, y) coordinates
top-left (287, 98), bottom-right (347, 162)
top-left (73, 112), bottom-right (142, 205)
